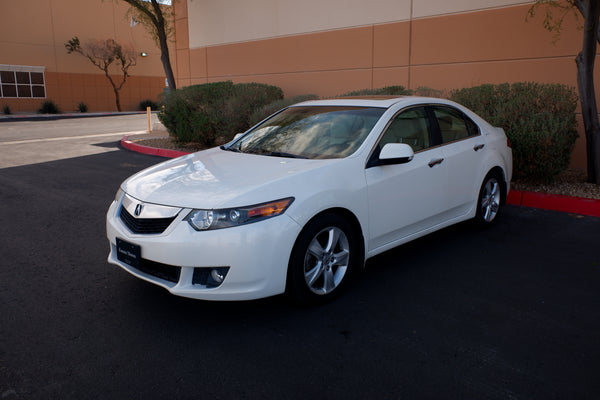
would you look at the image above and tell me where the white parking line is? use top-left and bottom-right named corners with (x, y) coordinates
top-left (0, 130), bottom-right (147, 145)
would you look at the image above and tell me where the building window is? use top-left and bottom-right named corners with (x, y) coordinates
top-left (0, 65), bottom-right (46, 98)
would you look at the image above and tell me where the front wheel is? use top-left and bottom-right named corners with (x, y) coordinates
top-left (475, 172), bottom-right (503, 225)
top-left (287, 213), bottom-right (359, 305)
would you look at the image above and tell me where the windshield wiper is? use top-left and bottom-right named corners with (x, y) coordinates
top-left (262, 151), bottom-right (307, 159)
top-left (220, 145), bottom-right (242, 153)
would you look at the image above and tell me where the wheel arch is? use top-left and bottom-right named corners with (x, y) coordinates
top-left (285, 207), bottom-right (367, 303)
top-left (297, 207), bottom-right (366, 268)
top-left (486, 166), bottom-right (508, 205)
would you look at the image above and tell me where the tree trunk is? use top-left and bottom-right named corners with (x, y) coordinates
top-left (121, 0), bottom-right (176, 92)
top-left (104, 70), bottom-right (122, 112)
top-left (114, 87), bottom-right (122, 112)
top-left (151, 0), bottom-right (176, 92)
top-left (158, 31), bottom-right (176, 92)
top-left (576, 0), bottom-right (600, 184)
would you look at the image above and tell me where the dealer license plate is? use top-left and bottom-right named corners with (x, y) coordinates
top-left (116, 238), bottom-right (141, 268)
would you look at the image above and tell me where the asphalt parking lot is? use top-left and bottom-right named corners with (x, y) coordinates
top-left (1, 129), bottom-right (600, 399)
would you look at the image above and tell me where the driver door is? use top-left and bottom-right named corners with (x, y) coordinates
top-left (365, 106), bottom-right (448, 253)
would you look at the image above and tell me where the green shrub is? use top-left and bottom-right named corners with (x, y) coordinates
top-left (139, 99), bottom-right (159, 111)
top-left (78, 102), bottom-right (88, 113)
top-left (159, 81), bottom-right (236, 145)
top-left (221, 82), bottom-right (285, 135)
top-left (450, 82), bottom-right (578, 183)
top-left (158, 81), bottom-right (283, 146)
top-left (413, 86), bottom-right (445, 98)
top-left (248, 94), bottom-right (319, 126)
top-left (341, 85), bottom-right (412, 97)
top-left (39, 100), bottom-right (60, 114)
top-left (3, 105), bottom-right (11, 115)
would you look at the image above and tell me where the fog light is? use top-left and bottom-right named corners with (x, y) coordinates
top-left (192, 267), bottom-right (230, 288)
top-left (211, 269), bottom-right (225, 283)
top-left (229, 209), bottom-right (240, 222)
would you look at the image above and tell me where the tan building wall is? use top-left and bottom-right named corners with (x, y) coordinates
top-left (0, 0), bottom-right (170, 112)
top-left (174, 0), bottom-right (594, 169)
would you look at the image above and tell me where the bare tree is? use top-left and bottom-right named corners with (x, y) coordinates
top-left (529, 0), bottom-right (600, 184)
top-left (65, 37), bottom-right (137, 112)
top-left (121, 0), bottom-right (177, 91)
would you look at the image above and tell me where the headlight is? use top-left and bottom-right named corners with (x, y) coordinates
top-left (185, 197), bottom-right (294, 231)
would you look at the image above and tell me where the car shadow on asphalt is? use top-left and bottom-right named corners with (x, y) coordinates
top-left (3, 149), bottom-right (600, 399)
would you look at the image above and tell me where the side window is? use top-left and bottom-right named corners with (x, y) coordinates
top-left (432, 106), bottom-right (477, 143)
top-left (379, 107), bottom-right (430, 152)
top-left (465, 116), bottom-right (480, 136)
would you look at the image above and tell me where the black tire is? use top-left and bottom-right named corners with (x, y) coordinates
top-left (287, 213), bottom-right (359, 305)
top-left (475, 171), bottom-right (503, 226)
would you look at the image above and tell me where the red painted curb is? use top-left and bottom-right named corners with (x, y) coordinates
top-left (507, 190), bottom-right (600, 217)
top-left (121, 136), bottom-right (600, 218)
top-left (506, 190), bottom-right (523, 206)
top-left (121, 135), bottom-right (191, 159)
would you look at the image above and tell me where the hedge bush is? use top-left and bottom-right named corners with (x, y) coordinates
top-left (412, 86), bottom-right (445, 98)
top-left (341, 85), bottom-right (412, 97)
top-left (158, 81), bottom-right (284, 146)
top-left (139, 99), bottom-right (159, 111)
top-left (248, 94), bottom-right (319, 126)
top-left (450, 82), bottom-right (578, 183)
top-left (39, 100), bottom-right (60, 114)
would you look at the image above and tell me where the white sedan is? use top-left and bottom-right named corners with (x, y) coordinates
top-left (106, 96), bottom-right (512, 304)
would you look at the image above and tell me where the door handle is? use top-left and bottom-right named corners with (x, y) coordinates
top-left (428, 158), bottom-right (444, 168)
top-left (473, 144), bottom-right (485, 151)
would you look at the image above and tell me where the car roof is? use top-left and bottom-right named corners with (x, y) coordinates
top-left (292, 95), bottom-right (453, 109)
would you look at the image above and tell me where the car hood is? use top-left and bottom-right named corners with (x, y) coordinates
top-left (122, 148), bottom-right (340, 209)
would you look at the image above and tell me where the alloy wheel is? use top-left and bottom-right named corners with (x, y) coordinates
top-left (480, 177), bottom-right (501, 222)
top-left (303, 226), bottom-right (350, 295)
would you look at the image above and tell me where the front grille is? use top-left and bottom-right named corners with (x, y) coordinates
top-left (135, 258), bottom-right (181, 283)
top-left (119, 207), bottom-right (176, 234)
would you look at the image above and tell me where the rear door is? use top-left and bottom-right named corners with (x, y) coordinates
top-left (430, 105), bottom-right (486, 217)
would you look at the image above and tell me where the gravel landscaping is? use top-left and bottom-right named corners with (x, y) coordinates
top-left (512, 168), bottom-right (600, 200)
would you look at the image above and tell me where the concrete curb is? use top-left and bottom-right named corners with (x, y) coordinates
top-left (507, 190), bottom-right (600, 217)
top-left (121, 135), bottom-right (190, 159)
top-left (0, 111), bottom-right (146, 122)
top-left (121, 135), bottom-right (600, 218)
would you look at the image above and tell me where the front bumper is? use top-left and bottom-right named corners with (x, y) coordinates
top-left (106, 199), bottom-right (302, 300)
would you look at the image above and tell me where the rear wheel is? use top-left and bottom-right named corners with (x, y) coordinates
top-left (475, 172), bottom-right (503, 225)
top-left (287, 213), bottom-right (358, 305)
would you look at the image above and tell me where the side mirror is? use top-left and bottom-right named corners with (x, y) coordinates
top-left (378, 143), bottom-right (414, 165)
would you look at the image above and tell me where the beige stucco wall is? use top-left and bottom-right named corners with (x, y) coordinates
top-left (175, 0), bottom-right (592, 169)
top-left (176, 0), bottom-right (584, 96)
top-left (1, 0), bottom-right (170, 111)
top-left (187, 0), bottom-right (411, 48)
top-left (187, 0), bottom-right (533, 48)
top-left (412, 0), bottom-right (531, 18)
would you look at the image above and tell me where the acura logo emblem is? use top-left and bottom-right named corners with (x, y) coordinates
top-left (134, 203), bottom-right (143, 217)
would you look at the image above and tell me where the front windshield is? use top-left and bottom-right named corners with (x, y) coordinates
top-left (228, 106), bottom-right (386, 159)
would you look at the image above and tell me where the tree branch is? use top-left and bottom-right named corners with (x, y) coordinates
top-left (122, 0), bottom-right (160, 30)
top-left (572, 0), bottom-right (585, 16)
top-left (119, 0), bottom-right (176, 90)
top-left (64, 36), bottom-right (136, 111)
